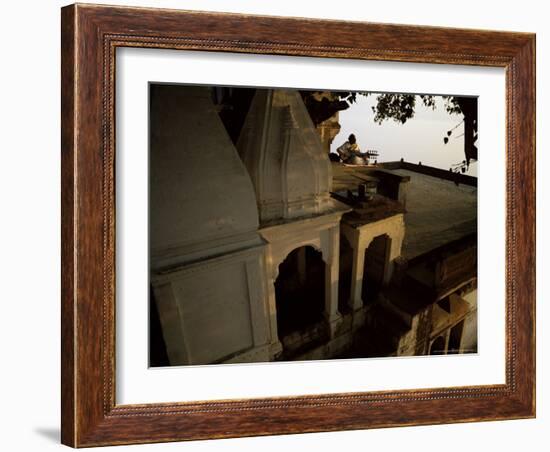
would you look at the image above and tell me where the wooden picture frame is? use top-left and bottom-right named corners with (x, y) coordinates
top-left (61, 3), bottom-right (536, 447)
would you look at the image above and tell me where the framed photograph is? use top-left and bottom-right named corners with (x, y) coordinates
top-left (61, 3), bottom-right (535, 447)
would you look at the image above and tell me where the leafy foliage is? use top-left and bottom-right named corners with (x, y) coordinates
top-left (371, 94), bottom-right (463, 124)
top-left (363, 93), bottom-right (477, 166)
top-left (305, 91), bottom-right (477, 165)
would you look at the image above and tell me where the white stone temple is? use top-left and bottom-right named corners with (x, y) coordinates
top-left (238, 89), bottom-right (351, 354)
top-left (149, 86), bottom-right (271, 365)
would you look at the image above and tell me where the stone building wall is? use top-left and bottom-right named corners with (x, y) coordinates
top-left (149, 85), bottom-right (272, 366)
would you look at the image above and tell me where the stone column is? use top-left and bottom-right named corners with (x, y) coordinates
top-left (383, 226), bottom-right (405, 284)
top-left (323, 226), bottom-right (342, 337)
top-left (349, 236), bottom-right (371, 311)
top-left (265, 255), bottom-right (283, 358)
top-left (341, 225), bottom-right (367, 312)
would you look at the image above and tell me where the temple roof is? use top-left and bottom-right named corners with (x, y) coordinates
top-left (237, 89), bottom-right (344, 224)
top-left (149, 85), bottom-right (261, 267)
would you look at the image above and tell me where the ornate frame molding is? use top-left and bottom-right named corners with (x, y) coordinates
top-left (61, 4), bottom-right (535, 447)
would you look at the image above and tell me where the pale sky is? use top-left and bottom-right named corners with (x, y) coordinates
top-left (330, 94), bottom-right (478, 177)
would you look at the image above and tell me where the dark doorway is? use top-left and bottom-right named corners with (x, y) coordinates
top-left (338, 235), bottom-right (353, 314)
top-left (430, 336), bottom-right (446, 355)
top-left (362, 235), bottom-right (389, 303)
top-left (448, 320), bottom-right (465, 354)
top-left (275, 246), bottom-right (326, 338)
top-left (149, 285), bottom-right (169, 367)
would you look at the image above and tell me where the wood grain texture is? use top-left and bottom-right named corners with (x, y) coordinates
top-left (60, 3), bottom-right (536, 447)
top-left (60, 5), bottom-right (76, 446)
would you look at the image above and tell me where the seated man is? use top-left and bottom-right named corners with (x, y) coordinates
top-left (336, 134), bottom-right (369, 165)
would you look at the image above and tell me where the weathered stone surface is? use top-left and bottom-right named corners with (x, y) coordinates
top-left (392, 169), bottom-right (477, 259)
top-left (148, 87), bottom-right (477, 365)
top-left (150, 85), bottom-right (262, 268)
top-left (237, 89), bottom-right (337, 223)
top-left (149, 85), bottom-right (272, 365)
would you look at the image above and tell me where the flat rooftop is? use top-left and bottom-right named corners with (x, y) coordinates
top-left (331, 163), bottom-right (477, 260)
top-left (394, 169), bottom-right (476, 259)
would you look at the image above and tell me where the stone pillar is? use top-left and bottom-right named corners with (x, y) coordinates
top-left (323, 226), bottom-right (342, 337)
top-left (266, 256), bottom-right (283, 358)
top-left (383, 227), bottom-right (405, 284)
top-left (316, 114), bottom-right (341, 154)
top-left (341, 225), bottom-right (366, 312)
top-left (349, 236), bottom-right (370, 311)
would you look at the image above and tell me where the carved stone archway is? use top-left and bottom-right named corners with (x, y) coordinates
top-left (341, 214), bottom-right (406, 312)
top-left (274, 245), bottom-right (326, 338)
top-left (362, 234), bottom-right (391, 304)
